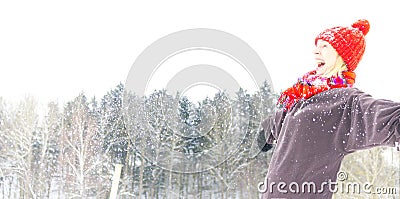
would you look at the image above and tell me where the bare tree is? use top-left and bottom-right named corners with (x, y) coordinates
top-left (60, 93), bottom-right (106, 198)
top-left (0, 96), bottom-right (40, 198)
top-left (335, 146), bottom-right (400, 199)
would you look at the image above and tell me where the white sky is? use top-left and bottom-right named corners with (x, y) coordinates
top-left (1, 1), bottom-right (400, 105)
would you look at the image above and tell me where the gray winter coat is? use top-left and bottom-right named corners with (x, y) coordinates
top-left (260, 87), bottom-right (400, 199)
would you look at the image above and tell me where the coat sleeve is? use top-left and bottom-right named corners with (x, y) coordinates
top-left (343, 89), bottom-right (400, 153)
top-left (261, 109), bottom-right (287, 144)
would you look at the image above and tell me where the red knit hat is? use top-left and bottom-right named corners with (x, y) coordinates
top-left (315, 19), bottom-right (370, 71)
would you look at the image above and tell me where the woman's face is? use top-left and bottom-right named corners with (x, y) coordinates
top-left (314, 40), bottom-right (340, 75)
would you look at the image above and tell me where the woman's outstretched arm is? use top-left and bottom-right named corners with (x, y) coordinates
top-left (341, 89), bottom-right (400, 153)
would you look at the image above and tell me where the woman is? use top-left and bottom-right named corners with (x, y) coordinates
top-left (259, 19), bottom-right (400, 199)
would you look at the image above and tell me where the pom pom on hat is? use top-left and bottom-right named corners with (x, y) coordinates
top-left (315, 19), bottom-right (369, 71)
top-left (351, 19), bottom-right (370, 35)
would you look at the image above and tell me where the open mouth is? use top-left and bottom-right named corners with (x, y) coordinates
top-left (317, 61), bottom-right (325, 68)
top-left (315, 58), bottom-right (325, 68)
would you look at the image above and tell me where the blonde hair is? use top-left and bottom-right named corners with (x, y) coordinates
top-left (320, 56), bottom-right (348, 78)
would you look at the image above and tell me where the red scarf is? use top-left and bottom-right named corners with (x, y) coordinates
top-left (277, 70), bottom-right (356, 112)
